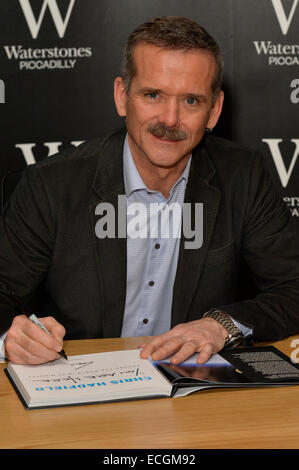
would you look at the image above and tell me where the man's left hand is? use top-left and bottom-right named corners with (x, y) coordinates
top-left (139, 318), bottom-right (228, 364)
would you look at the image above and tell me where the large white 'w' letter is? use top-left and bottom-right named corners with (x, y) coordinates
top-left (271, 0), bottom-right (299, 35)
top-left (19, 0), bottom-right (76, 39)
top-left (262, 139), bottom-right (299, 187)
top-left (15, 141), bottom-right (84, 165)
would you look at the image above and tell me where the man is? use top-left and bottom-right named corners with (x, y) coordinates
top-left (1, 16), bottom-right (299, 365)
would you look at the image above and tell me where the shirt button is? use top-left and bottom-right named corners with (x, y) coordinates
top-left (148, 281), bottom-right (155, 286)
top-left (143, 318), bottom-right (149, 324)
top-left (155, 243), bottom-right (160, 249)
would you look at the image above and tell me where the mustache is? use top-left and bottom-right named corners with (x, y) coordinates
top-left (147, 122), bottom-right (187, 141)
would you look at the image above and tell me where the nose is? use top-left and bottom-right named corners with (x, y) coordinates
top-left (159, 98), bottom-right (180, 128)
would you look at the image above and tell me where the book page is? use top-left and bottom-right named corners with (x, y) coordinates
top-left (221, 347), bottom-right (299, 382)
top-left (153, 352), bottom-right (251, 386)
top-left (7, 349), bottom-right (172, 407)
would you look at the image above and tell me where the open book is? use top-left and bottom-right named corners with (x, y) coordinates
top-left (5, 346), bottom-right (299, 409)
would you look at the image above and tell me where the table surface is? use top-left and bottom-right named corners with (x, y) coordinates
top-left (0, 335), bottom-right (299, 449)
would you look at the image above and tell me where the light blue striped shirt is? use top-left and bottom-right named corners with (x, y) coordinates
top-left (120, 134), bottom-right (252, 339)
top-left (121, 135), bottom-right (191, 337)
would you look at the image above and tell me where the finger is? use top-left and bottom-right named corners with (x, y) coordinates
top-left (196, 342), bottom-right (214, 364)
top-left (22, 317), bottom-right (63, 352)
top-left (139, 331), bottom-right (179, 358)
top-left (139, 344), bottom-right (156, 359)
top-left (40, 317), bottom-right (66, 342)
top-left (169, 340), bottom-right (200, 364)
top-left (139, 338), bottom-right (167, 358)
top-left (5, 333), bottom-right (60, 364)
top-left (8, 315), bottom-right (62, 357)
top-left (5, 340), bottom-right (43, 364)
top-left (149, 336), bottom-right (187, 361)
top-left (7, 342), bottom-right (59, 365)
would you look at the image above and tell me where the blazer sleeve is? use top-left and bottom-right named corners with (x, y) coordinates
top-left (0, 165), bottom-right (54, 334)
top-left (216, 153), bottom-right (299, 341)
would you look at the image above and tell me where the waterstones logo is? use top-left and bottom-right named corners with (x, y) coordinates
top-left (252, 0), bottom-right (299, 66)
top-left (283, 196), bottom-right (299, 216)
top-left (3, 44), bottom-right (92, 70)
top-left (263, 138), bottom-right (299, 188)
top-left (271, 0), bottom-right (298, 35)
top-left (265, 136), bottom-right (299, 217)
top-left (19, 0), bottom-right (75, 39)
top-left (4, 0), bottom-right (92, 70)
top-left (253, 41), bottom-right (299, 65)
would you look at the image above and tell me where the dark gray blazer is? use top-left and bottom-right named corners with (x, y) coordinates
top-left (1, 128), bottom-right (299, 341)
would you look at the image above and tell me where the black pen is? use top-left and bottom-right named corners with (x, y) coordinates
top-left (8, 290), bottom-right (68, 361)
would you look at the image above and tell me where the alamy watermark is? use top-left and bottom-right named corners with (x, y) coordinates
top-left (95, 196), bottom-right (203, 249)
top-left (290, 78), bottom-right (299, 104)
top-left (290, 338), bottom-right (299, 363)
top-left (0, 80), bottom-right (5, 103)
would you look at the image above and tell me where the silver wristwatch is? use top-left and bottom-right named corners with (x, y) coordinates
top-left (203, 309), bottom-right (243, 348)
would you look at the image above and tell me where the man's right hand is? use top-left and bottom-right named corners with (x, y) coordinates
top-left (4, 315), bottom-right (66, 365)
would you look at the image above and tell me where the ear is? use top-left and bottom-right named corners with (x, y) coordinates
top-left (207, 90), bottom-right (224, 129)
top-left (114, 77), bottom-right (127, 117)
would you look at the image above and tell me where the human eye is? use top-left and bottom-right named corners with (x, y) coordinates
top-left (145, 91), bottom-right (159, 100)
top-left (185, 96), bottom-right (199, 106)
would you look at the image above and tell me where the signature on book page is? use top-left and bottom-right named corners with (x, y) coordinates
top-left (28, 361), bottom-right (145, 385)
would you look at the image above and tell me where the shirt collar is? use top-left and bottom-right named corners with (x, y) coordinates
top-left (123, 133), bottom-right (192, 197)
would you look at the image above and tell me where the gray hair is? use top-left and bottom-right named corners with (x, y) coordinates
top-left (122, 16), bottom-right (223, 101)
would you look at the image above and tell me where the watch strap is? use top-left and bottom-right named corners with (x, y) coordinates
top-left (202, 309), bottom-right (243, 348)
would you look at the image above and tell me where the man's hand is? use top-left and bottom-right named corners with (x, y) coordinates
top-left (139, 318), bottom-right (229, 364)
top-left (4, 315), bottom-right (66, 365)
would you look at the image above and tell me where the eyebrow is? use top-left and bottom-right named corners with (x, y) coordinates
top-left (138, 88), bottom-right (160, 94)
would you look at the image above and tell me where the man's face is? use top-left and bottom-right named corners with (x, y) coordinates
top-left (114, 43), bottom-right (224, 172)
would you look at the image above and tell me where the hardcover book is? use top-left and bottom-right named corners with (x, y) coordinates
top-left (5, 346), bottom-right (299, 409)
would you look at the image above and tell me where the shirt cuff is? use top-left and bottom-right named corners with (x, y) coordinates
top-left (230, 318), bottom-right (253, 337)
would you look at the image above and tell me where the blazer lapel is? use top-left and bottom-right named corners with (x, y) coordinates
top-left (171, 143), bottom-right (221, 327)
top-left (90, 129), bottom-right (127, 338)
